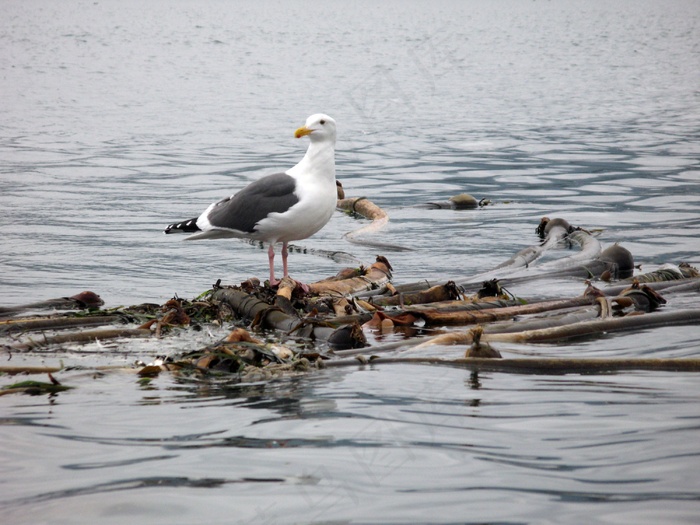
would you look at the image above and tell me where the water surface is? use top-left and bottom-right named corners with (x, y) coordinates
top-left (1, 0), bottom-right (699, 523)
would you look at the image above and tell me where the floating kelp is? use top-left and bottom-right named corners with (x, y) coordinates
top-left (369, 281), bottom-right (462, 307)
top-left (622, 262), bottom-right (699, 283)
top-left (8, 327), bottom-right (153, 351)
top-left (322, 356), bottom-right (700, 374)
top-left (1, 374), bottom-right (72, 396)
top-left (387, 218), bottom-right (631, 296)
top-left (2, 200), bottom-right (700, 382)
top-left (417, 193), bottom-right (487, 210)
top-left (0, 314), bottom-right (126, 336)
top-left (416, 308), bottom-right (700, 348)
top-left (0, 291), bottom-right (104, 318)
top-left (337, 197), bottom-right (411, 252)
top-left (465, 327), bottom-right (502, 358)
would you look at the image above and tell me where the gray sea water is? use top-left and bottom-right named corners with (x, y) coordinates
top-left (2, 0), bottom-right (700, 523)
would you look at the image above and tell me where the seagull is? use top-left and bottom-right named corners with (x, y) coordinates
top-left (164, 114), bottom-right (337, 286)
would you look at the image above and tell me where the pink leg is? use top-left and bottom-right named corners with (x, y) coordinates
top-left (282, 242), bottom-right (289, 278)
top-left (268, 244), bottom-right (279, 286)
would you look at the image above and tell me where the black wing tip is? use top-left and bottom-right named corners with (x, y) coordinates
top-left (164, 218), bottom-right (201, 234)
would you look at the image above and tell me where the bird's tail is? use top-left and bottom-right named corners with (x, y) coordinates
top-left (164, 218), bottom-right (201, 234)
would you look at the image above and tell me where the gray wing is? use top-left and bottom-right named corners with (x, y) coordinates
top-left (205, 172), bottom-right (299, 233)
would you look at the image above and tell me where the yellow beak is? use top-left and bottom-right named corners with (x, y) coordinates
top-left (295, 125), bottom-right (313, 139)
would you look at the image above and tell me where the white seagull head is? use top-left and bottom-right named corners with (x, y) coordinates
top-left (295, 113), bottom-right (336, 143)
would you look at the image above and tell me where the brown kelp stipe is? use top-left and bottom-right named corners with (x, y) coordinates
top-left (2, 204), bottom-right (700, 388)
top-left (321, 357), bottom-right (700, 374)
top-left (0, 291), bottom-right (104, 318)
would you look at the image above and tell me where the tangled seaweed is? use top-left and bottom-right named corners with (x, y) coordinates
top-left (2, 195), bottom-right (700, 391)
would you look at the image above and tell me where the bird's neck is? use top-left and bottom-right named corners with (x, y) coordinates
top-left (288, 141), bottom-right (336, 181)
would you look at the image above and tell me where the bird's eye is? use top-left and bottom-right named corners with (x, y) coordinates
top-left (320, 119), bottom-right (326, 125)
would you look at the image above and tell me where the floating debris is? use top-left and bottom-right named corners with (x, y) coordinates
top-left (0, 291), bottom-right (104, 318)
top-left (2, 199), bottom-right (700, 383)
top-left (1, 374), bottom-right (72, 396)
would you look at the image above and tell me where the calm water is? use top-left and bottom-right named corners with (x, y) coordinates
top-left (2, 0), bottom-right (700, 523)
